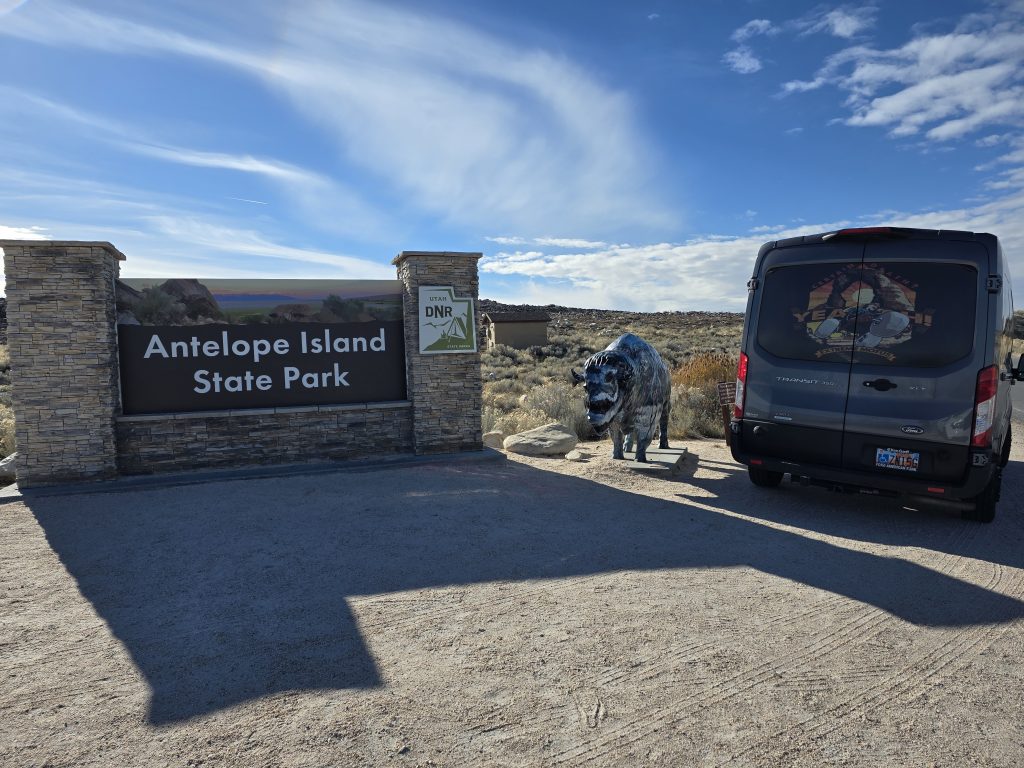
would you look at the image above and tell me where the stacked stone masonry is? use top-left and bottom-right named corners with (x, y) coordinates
top-left (1, 241), bottom-right (483, 484)
top-left (116, 403), bottom-right (413, 474)
top-left (2, 242), bottom-right (123, 486)
top-left (393, 251), bottom-right (483, 454)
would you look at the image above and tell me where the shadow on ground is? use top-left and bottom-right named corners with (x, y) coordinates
top-left (28, 454), bottom-right (1024, 723)
top-left (678, 451), bottom-right (1024, 569)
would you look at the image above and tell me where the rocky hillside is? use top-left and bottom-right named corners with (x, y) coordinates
top-left (478, 299), bottom-right (744, 341)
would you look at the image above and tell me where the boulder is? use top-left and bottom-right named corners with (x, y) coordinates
top-left (158, 279), bottom-right (224, 321)
top-left (0, 452), bottom-right (17, 483)
top-left (114, 279), bottom-right (144, 312)
top-left (503, 423), bottom-right (578, 456)
top-left (482, 431), bottom-right (505, 450)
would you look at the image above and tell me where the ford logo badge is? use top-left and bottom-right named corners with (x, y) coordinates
top-left (901, 425), bottom-right (925, 435)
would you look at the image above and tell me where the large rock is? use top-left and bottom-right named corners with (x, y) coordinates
top-left (482, 431), bottom-right (505, 450)
top-left (0, 452), bottom-right (17, 483)
top-left (503, 423), bottom-right (578, 456)
top-left (159, 279), bottom-right (224, 321)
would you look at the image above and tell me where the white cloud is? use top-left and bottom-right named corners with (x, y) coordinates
top-left (0, 224), bottom-right (49, 240)
top-left (731, 19), bottom-right (778, 43)
top-left (0, 1), bottom-right (673, 238)
top-left (725, 7), bottom-right (874, 77)
top-left (723, 46), bottom-right (763, 75)
top-left (977, 133), bottom-right (1013, 147)
top-left (486, 236), bottom-right (608, 249)
top-left (481, 191), bottom-right (1024, 311)
top-left (796, 7), bottom-right (877, 39)
top-left (781, 9), bottom-right (1024, 143)
top-left (534, 237), bottom-right (608, 249)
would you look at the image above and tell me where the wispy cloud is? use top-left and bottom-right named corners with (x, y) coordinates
top-left (0, 86), bottom-right (399, 243)
top-left (143, 216), bottom-right (395, 277)
top-left (0, 166), bottom-right (394, 280)
top-left (731, 19), bottom-right (779, 43)
top-left (724, 6), bottom-right (877, 76)
top-left (486, 236), bottom-right (608, 249)
top-left (794, 6), bottom-right (877, 39)
top-left (0, 0), bottom-right (673, 239)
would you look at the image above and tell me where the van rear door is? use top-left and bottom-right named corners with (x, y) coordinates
top-left (840, 239), bottom-right (987, 482)
top-left (742, 242), bottom-right (864, 467)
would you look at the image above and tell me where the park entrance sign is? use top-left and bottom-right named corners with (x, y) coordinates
top-left (116, 279), bottom-right (406, 414)
top-left (0, 243), bottom-right (483, 486)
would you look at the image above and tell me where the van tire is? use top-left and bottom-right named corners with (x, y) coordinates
top-left (748, 467), bottom-right (784, 488)
top-left (963, 469), bottom-right (1001, 523)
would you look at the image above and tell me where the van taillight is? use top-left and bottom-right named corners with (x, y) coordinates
top-left (971, 365), bottom-right (998, 448)
top-left (734, 352), bottom-right (749, 419)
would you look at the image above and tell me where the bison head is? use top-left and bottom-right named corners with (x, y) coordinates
top-left (571, 352), bottom-right (633, 434)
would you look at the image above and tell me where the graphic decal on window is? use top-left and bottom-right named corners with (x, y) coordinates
top-left (797, 263), bottom-right (933, 362)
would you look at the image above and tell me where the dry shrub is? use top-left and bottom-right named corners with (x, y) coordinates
top-left (492, 409), bottom-right (557, 437)
top-left (484, 380), bottom-right (593, 440)
top-left (0, 403), bottom-right (15, 456)
top-left (0, 345), bottom-right (9, 370)
top-left (671, 352), bottom-right (737, 389)
top-left (669, 352), bottom-right (737, 438)
top-left (519, 380), bottom-right (592, 439)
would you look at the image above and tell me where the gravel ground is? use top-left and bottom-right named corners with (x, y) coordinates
top-left (2, 438), bottom-right (1023, 767)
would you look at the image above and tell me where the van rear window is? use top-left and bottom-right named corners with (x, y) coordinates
top-left (756, 262), bottom-right (977, 367)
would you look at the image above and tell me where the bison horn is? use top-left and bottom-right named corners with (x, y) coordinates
top-left (570, 368), bottom-right (585, 386)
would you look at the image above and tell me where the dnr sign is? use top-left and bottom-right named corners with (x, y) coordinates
top-left (418, 286), bottom-right (477, 354)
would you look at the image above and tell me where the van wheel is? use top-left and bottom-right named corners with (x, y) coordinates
top-left (999, 424), bottom-right (1012, 468)
top-left (748, 466), bottom-right (784, 488)
top-left (963, 469), bottom-right (1001, 523)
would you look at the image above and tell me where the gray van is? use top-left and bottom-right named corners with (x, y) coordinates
top-left (729, 227), bottom-right (1017, 522)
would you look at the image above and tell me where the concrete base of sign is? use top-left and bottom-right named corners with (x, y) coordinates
top-left (0, 448), bottom-right (505, 505)
top-left (623, 446), bottom-right (688, 473)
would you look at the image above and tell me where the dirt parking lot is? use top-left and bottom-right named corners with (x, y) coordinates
top-left (2, 438), bottom-right (1023, 767)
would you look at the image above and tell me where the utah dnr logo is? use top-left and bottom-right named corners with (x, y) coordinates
top-left (418, 286), bottom-right (477, 354)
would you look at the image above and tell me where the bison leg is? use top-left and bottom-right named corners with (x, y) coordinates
top-left (611, 423), bottom-right (625, 460)
top-left (623, 431), bottom-right (634, 453)
top-left (635, 434), bottom-right (652, 463)
top-left (659, 402), bottom-right (670, 449)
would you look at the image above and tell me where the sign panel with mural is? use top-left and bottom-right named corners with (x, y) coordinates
top-left (117, 279), bottom-right (406, 414)
top-left (417, 286), bottom-right (477, 354)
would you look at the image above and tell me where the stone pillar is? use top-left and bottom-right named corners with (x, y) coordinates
top-left (393, 251), bottom-right (483, 454)
top-left (1, 241), bottom-right (124, 486)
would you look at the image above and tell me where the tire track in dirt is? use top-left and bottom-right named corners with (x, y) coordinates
top-left (714, 559), bottom-right (1023, 767)
top-left (547, 517), bottom-right (994, 765)
top-left (487, 500), bottom-right (988, 758)
top-left (456, 586), bottom-right (858, 745)
top-left (550, 607), bottom-right (897, 765)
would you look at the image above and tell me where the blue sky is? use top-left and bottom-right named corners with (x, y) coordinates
top-left (1, 0), bottom-right (1023, 310)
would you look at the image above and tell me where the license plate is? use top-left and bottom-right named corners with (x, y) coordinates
top-left (875, 447), bottom-right (920, 472)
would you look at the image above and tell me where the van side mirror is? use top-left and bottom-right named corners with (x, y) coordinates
top-left (1014, 353), bottom-right (1024, 382)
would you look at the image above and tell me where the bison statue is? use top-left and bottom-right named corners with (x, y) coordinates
top-left (571, 333), bottom-right (671, 462)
